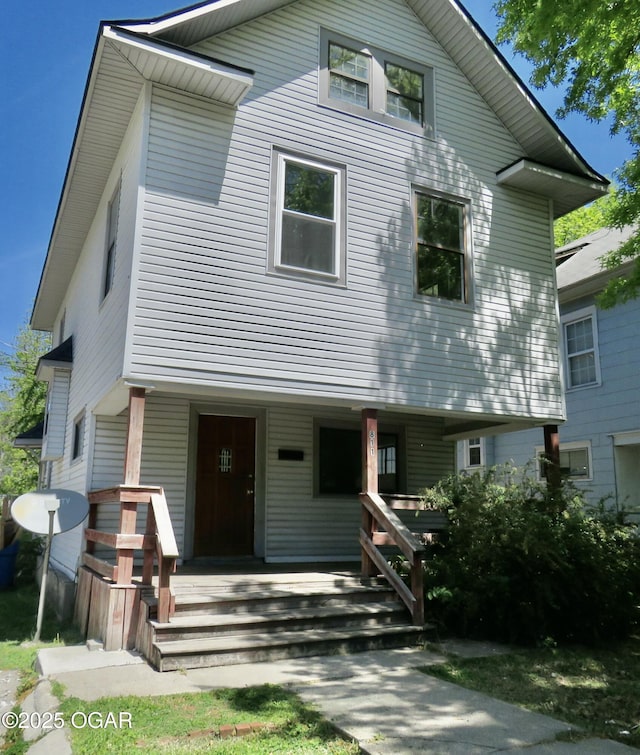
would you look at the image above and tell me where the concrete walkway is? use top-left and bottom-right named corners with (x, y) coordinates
top-left (2, 641), bottom-right (637, 754)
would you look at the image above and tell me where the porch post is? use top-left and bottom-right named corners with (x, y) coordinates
top-left (362, 408), bottom-right (378, 495)
top-left (124, 387), bottom-right (146, 486)
top-left (543, 424), bottom-right (562, 506)
top-left (361, 408), bottom-right (378, 578)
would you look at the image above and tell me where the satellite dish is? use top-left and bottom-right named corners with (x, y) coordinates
top-left (11, 489), bottom-right (89, 535)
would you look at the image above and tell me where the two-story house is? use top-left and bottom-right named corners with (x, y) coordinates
top-left (30, 0), bottom-right (608, 662)
top-left (459, 225), bottom-right (640, 517)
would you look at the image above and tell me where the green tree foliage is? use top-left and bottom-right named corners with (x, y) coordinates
top-left (494, 0), bottom-right (640, 307)
top-left (0, 324), bottom-right (50, 495)
top-left (554, 191), bottom-right (616, 248)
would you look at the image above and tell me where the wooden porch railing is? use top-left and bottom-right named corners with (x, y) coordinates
top-left (360, 491), bottom-right (426, 626)
top-left (84, 485), bottom-right (179, 622)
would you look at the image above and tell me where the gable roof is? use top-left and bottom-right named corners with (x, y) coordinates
top-left (556, 226), bottom-right (636, 303)
top-left (31, 0), bottom-right (608, 331)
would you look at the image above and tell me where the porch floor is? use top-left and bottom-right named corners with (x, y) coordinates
top-left (138, 560), bottom-right (363, 592)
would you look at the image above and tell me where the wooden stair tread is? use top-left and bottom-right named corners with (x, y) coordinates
top-left (154, 623), bottom-right (425, 656)
top-left (165, 583), bottom-right (394, 606)
top-left (150, 600), bottom-right (404, 630)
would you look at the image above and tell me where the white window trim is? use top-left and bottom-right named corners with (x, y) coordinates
top-left (535, 440), bottom-right (593, 482)
top-left (413, 187), bottom-right (472, 305)
top-left (319, 28), bottom-right (435, 138)
top-left (268, 149), bottom-right (346, 285)
top-left (561, 305), bottom-right (601, 390)
top-left (464, 437), bottom-right (485, 469)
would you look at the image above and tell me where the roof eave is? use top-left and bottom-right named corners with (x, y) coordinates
top-left (496, 159), bottom-right (609, 218)
top-left (31, 25), bottom-right (254, 332)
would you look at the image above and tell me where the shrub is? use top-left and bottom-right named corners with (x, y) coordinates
top-left (416, 465), bottom-right (640, 646)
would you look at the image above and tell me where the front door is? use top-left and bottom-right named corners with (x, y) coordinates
top-left (194, 415), bottom-right (256, 557)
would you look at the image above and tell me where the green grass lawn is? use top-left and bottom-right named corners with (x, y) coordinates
top-left (0, 584), bottom-right (359, 754)
top-left (59, 686), bottom-right (359, 754)
top-left (421, 638), bottom-right (640, 749)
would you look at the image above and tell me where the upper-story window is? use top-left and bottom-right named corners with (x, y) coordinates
top-left (320, 29), bottom-right (434, 137)
top-left (103, 182), bottom-right (121, 299)
top-left (562, 306), bottom-right (600, 389)
top-left (269, 150), bottom-right (346, 284)
top-left (415, 191), bottom-right (469, 303)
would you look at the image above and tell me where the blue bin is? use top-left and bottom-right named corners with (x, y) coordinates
top-left (0, 540), bottom-right (20, 589)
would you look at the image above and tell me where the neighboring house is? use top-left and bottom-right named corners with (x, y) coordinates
top-left (29, 0), bottom-right (607, 642)
top-left (458, 226), bottom-right (640, 516)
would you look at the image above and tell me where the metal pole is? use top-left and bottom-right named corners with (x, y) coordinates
top-left (33, 503), bottom-right (58, 643)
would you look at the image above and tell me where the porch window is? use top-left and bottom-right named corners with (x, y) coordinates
top-left (318, 426), bottom-right (398, 495)
top-left (270, 151), bottom-right (345, 284)
top-left (416, 192), bottom-right (468, 303)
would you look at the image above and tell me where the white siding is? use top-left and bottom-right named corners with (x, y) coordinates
top-left (90, 396), bottom-right (191, 557)
top-left (265, 405), bottom-right (452, 560)
top-left (48, 92), bottom-right (147, 577)
top-left (41, 370), bottom-right (71, 460)
top-left (125, 0), bottom-right (562, 424)
top-left (56, 395), bottom-right (454, 567)
top-left (491, 295), bottom-right (640, 510)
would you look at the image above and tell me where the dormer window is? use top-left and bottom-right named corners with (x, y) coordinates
top-left (320, 29), bottom-right (434, 137)
top-left (328, 43), bottom-right (370, 108)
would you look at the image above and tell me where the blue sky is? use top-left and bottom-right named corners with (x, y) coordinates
top-left (0, 0), bottom-right (632, 359)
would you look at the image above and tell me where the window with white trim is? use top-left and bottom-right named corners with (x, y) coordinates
top-left (536, 441), bottom-right (592, 481)
top-left (415, 191), bottom-right (469, 302)
top-left (465, 437), bottom-right (484, 468)
top-left (320, 29), bottom-right (435, 136)
top-left (562, 307), bottom-right (600, 389)
top-left (270, 151), bottom-right (345, 284)
top-left (103, 183), bottom-right (121, 299)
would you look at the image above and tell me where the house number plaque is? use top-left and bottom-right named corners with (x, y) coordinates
top-left (369, 430), bottom-right (376, 456)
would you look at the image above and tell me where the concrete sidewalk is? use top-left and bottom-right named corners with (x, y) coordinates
top-left (5, 641), bottom-right (638, 754)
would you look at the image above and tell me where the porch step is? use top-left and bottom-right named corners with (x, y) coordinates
top-left (144, 572), bottom-right (429, 671)
top-left (162, 582), bottom-right (398, 617)
top-left (153, 624), bottom-right (426, 672)
top-left (150, 600), bottom-right (407, 641)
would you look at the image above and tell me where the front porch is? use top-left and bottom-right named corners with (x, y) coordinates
top-left (74, 480), bottom-right (441, 668)
top-left (72, 387), bottom-right (562, 669)
top-left (134, 562), bottom-right (427, 671)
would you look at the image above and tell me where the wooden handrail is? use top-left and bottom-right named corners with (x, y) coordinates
top-left (84, 485), bottom-right (177, 622)
top-left (360, 491), bottom-right (425, 625)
